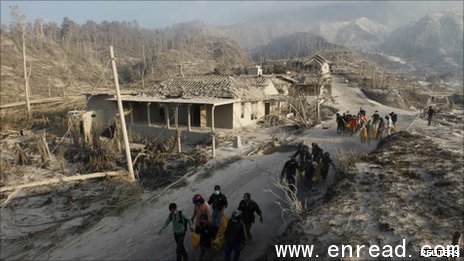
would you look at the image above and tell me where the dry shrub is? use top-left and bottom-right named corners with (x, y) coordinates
top-left (265, 177), bottom-right (308, 221)
top-left (14, 143), bottom-right (31, 165)
top-left (332, 149), bottom-right (367, 172)
top-left (0, 98), bottom-right (84, 135)
top-left (104, 176), bottom-right (143, 213)
top-left (64, 125), bottom-right (122, 174)
top-left (36, 134), bottom-right (51, 168)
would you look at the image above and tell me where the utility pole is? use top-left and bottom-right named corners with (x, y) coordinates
top-left (110, 46), bottom-right (135, 181)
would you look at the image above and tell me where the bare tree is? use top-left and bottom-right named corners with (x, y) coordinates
top-left (264, 177), bottom-right (308, 221)
top-left (10, 5), bottom-right (31, 114)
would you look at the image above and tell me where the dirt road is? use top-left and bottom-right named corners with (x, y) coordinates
top-left (41, 75), bottom-right (418, 260)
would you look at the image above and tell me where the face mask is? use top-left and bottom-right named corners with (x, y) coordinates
top-left (214, 190), bottom-right (220, 195)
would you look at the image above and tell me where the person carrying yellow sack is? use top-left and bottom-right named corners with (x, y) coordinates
top-left (191, 194), bottom-right (212, 229)
top-left (159, 203), bottom-right (193, 261)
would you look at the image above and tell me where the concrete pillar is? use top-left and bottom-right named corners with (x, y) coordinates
top-left (166, 104), bottom-right (170, 129)
top-left (129, 102), bottom-right (134, 125)
top-left (187, 104), bottom-right (191, 132)
top-left (211, 105), bottom-right (216, 158)
top-left (147, 102), bottom-right (151, 126)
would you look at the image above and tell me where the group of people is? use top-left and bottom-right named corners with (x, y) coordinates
top-left (281, 143), bottom-right (333, 193)
top-left (159, 186), bottom-right (263, 261)
top-left (335, 108), bottom-right (398, 143)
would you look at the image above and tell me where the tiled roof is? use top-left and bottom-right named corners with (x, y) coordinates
top-left (142, 75), bottom-right (272, 101)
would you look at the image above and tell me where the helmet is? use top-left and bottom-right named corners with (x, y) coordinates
top-left (243, 193), bottom-right (251, 200)
top-left (231, 210), bottom-right (241, 219)
top-left (192, 194), bottom-right (203, 205)
top-left (324, 152), bottom-right (330, 158)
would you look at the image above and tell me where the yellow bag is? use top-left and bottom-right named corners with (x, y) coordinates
top-left (299, 170), bottom-right (305, 180)
top-left (312, 174), bottom-right (319, 182)
top-left (212, 215), bottom-right (229, 250)
top-left (360, 127), bottom-right (367, 143)
top-left (191, 232), bottom-right (200, 248)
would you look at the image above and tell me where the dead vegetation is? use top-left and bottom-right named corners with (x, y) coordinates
top-left (262, 131), bottom-right (464, 260)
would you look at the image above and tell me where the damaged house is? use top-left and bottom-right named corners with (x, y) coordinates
top-left (84, 75), bottom-right (286, 144)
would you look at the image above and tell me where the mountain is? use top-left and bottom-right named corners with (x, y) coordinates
top-left (316, 17), bottom-right (389, 47)
top-left (219, 2), bottom-right (460, 51)
top-left (249, 32), bottom-right (339, 61)
top-left (380, 9), bottom-right (463, 73)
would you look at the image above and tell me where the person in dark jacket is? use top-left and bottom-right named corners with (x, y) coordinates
top-left (389, 111), bottom-right (398, 128)
top-left (303, 158), bottom-right (315, 191)
top-left (359, 107), bottom-right (366, 117)
top-left (207, 185), bottom-right (228, 231)
top-left (336, 113), bottom-right (345, 134)
top-left (371, 110), bottom-right (380, 126)
top-left (320, 152), bottom-right (333, 181)
top-left (427, 106), bottom-right (435, 126)
top-left (281, 156), bottom-right (298, 192)
top-left (237, 193), bottom-right (263, 241)
top-left (159, 203), bottom-right (193, 261)
top-left (293, 144), bottom-right (311, 172)
top-left (224, 211), bottom-right (247, 261)
top-left (311, 143), bottom-right (324, 164)
top-left (196, 214), bottom-right (215, 261)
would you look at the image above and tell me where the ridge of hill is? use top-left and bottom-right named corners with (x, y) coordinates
top-left (0, 20), bottom-right (251, 105)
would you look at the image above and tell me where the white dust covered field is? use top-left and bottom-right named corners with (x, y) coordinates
top-left (1, 75), bottom-right (462, 260)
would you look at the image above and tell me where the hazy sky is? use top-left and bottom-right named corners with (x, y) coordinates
top-left (1, 1), bottom-right (461, 29)
top-left (0, 1), bottom-right (325, 28)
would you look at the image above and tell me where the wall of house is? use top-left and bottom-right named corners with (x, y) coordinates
top-left (131, 102), bottom-right (148, 124)
top-left (128, 125), bottom-right (209, 144)
top-left (263, 81), bottom-right (279, 95)
top-left (86, 95), bottom-right (118, 127)
top-left (322, 63), bottom-right (330, 75)
top-left (148, 103), bottom-right (165, 124)
top-left (232, 101), bottom-right (266, 128)
top-left (214, 104), bottom-right (233, 129)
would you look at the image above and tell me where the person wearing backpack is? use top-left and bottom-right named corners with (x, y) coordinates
top-left (159, 203), bottom-right (193, 261)
top-left (224, 211), bottom-right (247, 261)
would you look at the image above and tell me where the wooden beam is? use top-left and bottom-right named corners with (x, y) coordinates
top-left (0, 171), bottom-right (123, 193)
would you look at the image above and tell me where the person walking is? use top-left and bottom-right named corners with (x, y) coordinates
top-left (196, 214), bottom-right (215, 261)
top-left (191, 194), bottom-right (212, 230)
top-left (311, 143), bottom-right (323, 164)
top-left (389, 111), bottom-right (398, 131)
top-left (293, 144), bottom-right (311, 172)
top-left (320, 152), bottom-right (333, 182)
top-left (280, 156), bottom-right (298, 193)
top-left (336, 113), bottom-right (345, 134)
top-left (237, 193), bottom-right (263, 241)
top-left (366, 120), bottom-right (373, 144)
top-left (377, 118), bottom-right (386, 140)
top-left (303, 158), bottom-right (315, 191)
top-left (207, 185), bottom-right (228, 235)
top-left (371, 110), bottom-right (380, 126)
top-left (427, 106), bottom-right (435, 126)
top-left (223, 211), bottom-right (248, 261)
top-left (159, 203), bottom-right (193, 261)
top-left (385, 115), bottom-right (393, 136)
